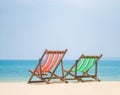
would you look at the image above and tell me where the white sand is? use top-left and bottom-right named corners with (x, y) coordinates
top-left (0, 82), bottom-right (120, 95)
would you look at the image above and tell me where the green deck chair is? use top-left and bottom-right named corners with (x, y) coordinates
top-left (64, 54), bottom-right (102, 82)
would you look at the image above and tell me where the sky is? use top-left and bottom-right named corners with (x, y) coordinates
top-left (0, 0), bottom-right (120, 59)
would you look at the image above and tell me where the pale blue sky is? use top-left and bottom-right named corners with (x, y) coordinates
top-left (0, 0), bottom-right (120, 59)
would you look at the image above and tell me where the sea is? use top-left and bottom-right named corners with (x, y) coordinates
top-left (0, 60), bottom-right (120, 82)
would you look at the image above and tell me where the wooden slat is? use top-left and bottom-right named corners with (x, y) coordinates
top-left (45, 49), bottom-right (68, 54)
top-left (81, 54), bottom-right (103, 58)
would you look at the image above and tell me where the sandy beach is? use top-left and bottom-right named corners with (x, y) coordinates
top-left (0, 82), bottom-right (120, 95)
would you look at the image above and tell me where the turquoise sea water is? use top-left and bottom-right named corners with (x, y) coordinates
top-left (0, 60), bottom-right (120, 82)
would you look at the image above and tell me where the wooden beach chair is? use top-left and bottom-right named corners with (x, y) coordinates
top-left (64, 54), bottom-right (102, 82)
top-left (28, 49), bottom-right (68, 84)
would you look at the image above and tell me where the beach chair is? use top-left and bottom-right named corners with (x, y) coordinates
top-left (64, 54), bottom-right (102, 82)
top-left (28, 49), bottom-right (68, 84)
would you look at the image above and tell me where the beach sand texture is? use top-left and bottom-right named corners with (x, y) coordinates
top-left (0, 82), bottom-right (120, 95)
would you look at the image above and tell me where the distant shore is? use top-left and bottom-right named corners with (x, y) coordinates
top-left (0, 82), bottom-right (120, 95)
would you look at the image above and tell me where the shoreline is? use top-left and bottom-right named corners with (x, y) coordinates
top-left (0, 82), bottom-right (120, 95)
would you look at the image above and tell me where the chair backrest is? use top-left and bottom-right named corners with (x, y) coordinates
top-left (36, 49), bottom-right (67, 73)
top-left (72, 54), bottom-right (102, 72)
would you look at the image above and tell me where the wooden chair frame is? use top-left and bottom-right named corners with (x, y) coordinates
top-left (64, 54), bottom-right (102, 82)
top-left (28, 49), bottom-right (68, 84)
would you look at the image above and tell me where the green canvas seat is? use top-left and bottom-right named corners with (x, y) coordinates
top-left (64, 54), bottom-right (102, 82)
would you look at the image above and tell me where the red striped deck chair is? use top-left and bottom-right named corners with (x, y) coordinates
top-left (28, 49), bottom-right (68, 84)
top-left (64, 54), bottom-right (102, 82)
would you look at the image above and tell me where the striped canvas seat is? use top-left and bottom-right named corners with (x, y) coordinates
top-left (71, 57), bottom-right (97, 73)
top-left (34, 53), bottom-right (64, 74)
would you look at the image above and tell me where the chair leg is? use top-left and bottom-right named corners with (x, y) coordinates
top-left (28, 72), bottom-right (50, 84)
top-left (77, 77), bottom-right (84, 82)
top-left (64, 70), bottom-right (76, 78)
top-left (34, 74), bottom-right (50, 84)
top-left (28, 74), bottom-right (34, 83)
top-left (93, 76), bottom-right (100, 81)
top-left (41, 78), bottom-right (50, 84)
top-left (48, 71), bottom-right (68, 83)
